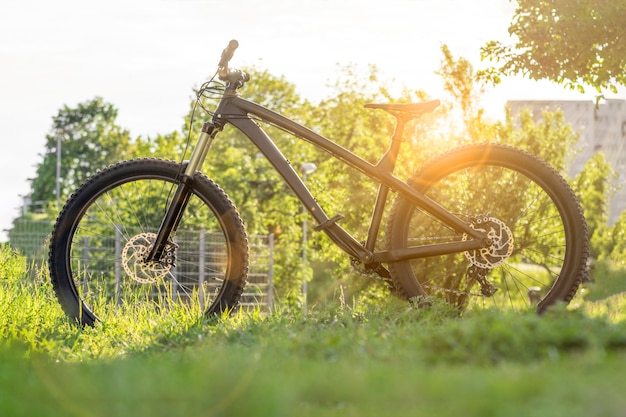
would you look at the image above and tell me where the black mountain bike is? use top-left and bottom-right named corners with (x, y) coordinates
top-left (49, 40), bottom-right (589, 326)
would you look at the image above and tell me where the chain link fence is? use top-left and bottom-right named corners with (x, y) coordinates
top-left (8, 219), bottom-right (275, 311)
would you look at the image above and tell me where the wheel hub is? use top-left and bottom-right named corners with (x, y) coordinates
top-left (462, 216), bottom-right (514, 269)
top-left (121, 232), bottom-right (176, 283)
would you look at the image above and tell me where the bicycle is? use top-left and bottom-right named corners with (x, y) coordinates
top-left (49, 40), bottom-right (589, 326)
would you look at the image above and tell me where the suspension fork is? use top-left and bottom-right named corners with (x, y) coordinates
top-left (146, 122), bottom-right (219, 262)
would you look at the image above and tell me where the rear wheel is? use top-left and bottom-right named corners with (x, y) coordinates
top-left (49, 159), bottom-right (248, 326)
top-left (386, 144), bottom-right (588, 313)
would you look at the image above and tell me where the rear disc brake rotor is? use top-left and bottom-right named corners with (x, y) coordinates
top-left (462, 216), bottom-right (514, 269)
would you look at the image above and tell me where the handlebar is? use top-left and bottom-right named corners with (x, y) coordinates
top-left (218, 39), bottom-right (239, 72)
top-left (217, 39), bottom-right (249, 89)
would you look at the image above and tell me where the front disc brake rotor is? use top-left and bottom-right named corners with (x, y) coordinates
top-left (121, 232), bottom-right (176, 283)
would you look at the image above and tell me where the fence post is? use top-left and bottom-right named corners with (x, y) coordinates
top-left (267, 233), bottom-right (275, 311)
top-left (198, 229), bottom-right (206, 311)
top-left (82, 236), bottom-right (89, 295)
top-left (115, 225), bottom-right (121, 306)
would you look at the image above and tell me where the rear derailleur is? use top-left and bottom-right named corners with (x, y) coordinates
top-left (468, 264), bottom-right (498, 297)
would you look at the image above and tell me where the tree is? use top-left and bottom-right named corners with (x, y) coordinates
top-left (18, 48), bottom-right (612, 309)
top-left (437, 44), bottom-right (483, 122)
top-left (480, 0), bottom-right (626, 93)
top-left (609, 212), bottom-right (626, 263)
top-left (30, 97), bottom-right (133, 205)
top-left (431, 45), bottom-right (578, 172)
top-left (573, 153), bottom-right (614, 259)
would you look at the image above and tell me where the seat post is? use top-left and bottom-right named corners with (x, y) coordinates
top-left (376, 116), bottom-right (406, 174)
top-left (365, 99), bottom-right (439, 173)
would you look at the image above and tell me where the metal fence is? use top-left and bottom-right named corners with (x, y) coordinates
top-left (8, 219), bottom-right (275, 311)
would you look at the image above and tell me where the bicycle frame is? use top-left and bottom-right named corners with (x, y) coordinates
top-left (148, 92), bottom-right (489, 267)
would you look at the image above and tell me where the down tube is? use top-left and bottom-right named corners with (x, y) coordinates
top-left (226, 116), bottom-right (331, 225)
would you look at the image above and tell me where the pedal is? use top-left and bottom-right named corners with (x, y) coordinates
top-left (313, 214), bottom-right (345, 231)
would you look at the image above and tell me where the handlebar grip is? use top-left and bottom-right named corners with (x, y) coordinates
top-left (218, 39), bottom-right (239, 68)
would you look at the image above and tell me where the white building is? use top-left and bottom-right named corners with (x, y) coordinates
top-left (508, 99), bottom-right (626, 223)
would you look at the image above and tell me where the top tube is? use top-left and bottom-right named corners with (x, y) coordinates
top-left (215, 96), bottom-right (381, 178)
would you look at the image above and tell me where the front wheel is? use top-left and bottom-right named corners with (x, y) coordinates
top-left (49, 159), bottom-right (249, 326)
top-left (386, 144), bottom-right (589, 314)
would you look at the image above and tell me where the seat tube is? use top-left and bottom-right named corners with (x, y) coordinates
top-left (365, 183), bottom-right (390, 252)
top-left (366, 117), bottom-right (406, 252)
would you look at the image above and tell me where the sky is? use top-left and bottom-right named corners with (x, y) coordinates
top-left (1, 0), bottom-right (623, 241)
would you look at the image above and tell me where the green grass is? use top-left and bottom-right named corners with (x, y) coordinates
top-left (2, 244), bottom-right (626, 416)
top-left (583, 260), bottom-right (626, 301)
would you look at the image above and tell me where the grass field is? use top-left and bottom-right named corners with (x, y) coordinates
top-left (2, 244), bottom-right (626, 417)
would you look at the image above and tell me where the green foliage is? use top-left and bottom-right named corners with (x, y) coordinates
top-left (2, 243), bottom-right (626, 416)
top-left (573, 153), bottom-right (614, 258)
top-left (480, 0), bottom-right (626, 93)
top-left (606, 211), bottom-right (626, 263)
top-left (131, 131), bottom-right (188, 160)
top-left (437, 44), bottom-right (483, 122)
top-left (570, 154), bottom-right (626, 265)
top-left (30, 97), bottom-right (134, 204)
top-left (15, 45), bottom-right (613, 313)
top-left (0, 244), bottom-right (27, 279)
top-left (583, 260), bottom-right (626, 305)
top-left (425, 45), bottom-right (579, 175)
top-left (4, 31), bottom-right (626, 414)
top-left (6, 214), bottom-right (53, 262)
top-left (496, 108), bottom-right (578, 172)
